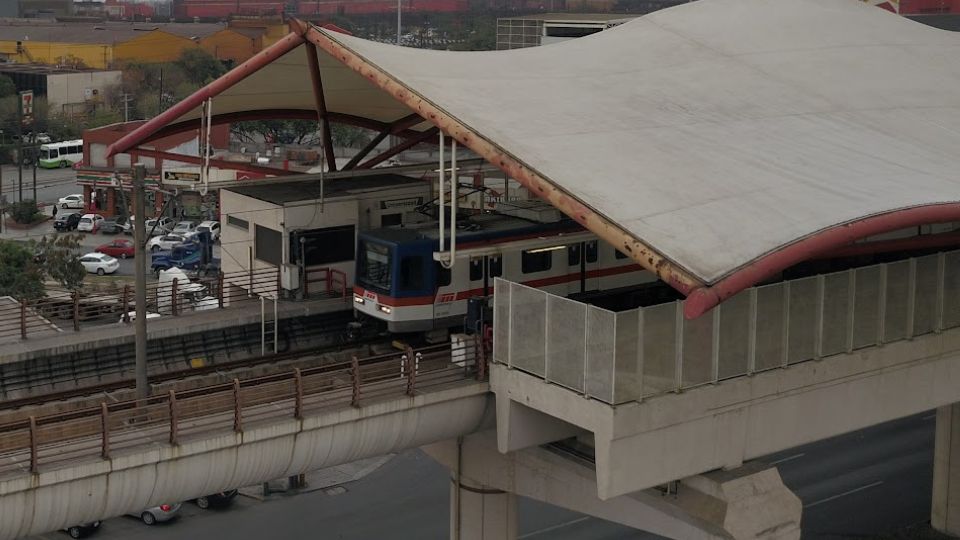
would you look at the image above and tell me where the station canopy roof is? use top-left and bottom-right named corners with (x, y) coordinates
top-left (112, 0), bottom-right (960, 316)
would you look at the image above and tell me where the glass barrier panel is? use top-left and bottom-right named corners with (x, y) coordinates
top-left (546, 295), bottom-right (586, 393)
top-left (755, 283), bottom-right (785, 372)
top-left (852, 265), bottom-right (880, 350)
top-left (586, 306), bottom-right (616, 403)
top-left (642, 302), bottom-right (677, 397)
top-left (615, 309), bottom-right (643, 404)
top-left (944, 252), bottom-right (960, 330)
top-left (913, 254), bottom-right (939, 337)
top-left (718, 291), bottom-right (750, 379)
top-left (788, 276), bottom-right (818, 364)
top-left (884, 261), bottom-right (910, 343)
top-left (682, 308), bottom-right (714, 387)
top-left (821, 271), bottom-right (851, 357)
top-left (508, 283), bottom-right (547, 377)
top-left (493, 279), bottom-right (510, 364)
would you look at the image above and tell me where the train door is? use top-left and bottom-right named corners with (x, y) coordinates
top-left (569, 241), bottom-right (599, 294)
top-left (483, 254), bottom-right (503, 296)
top-left (433, 262), bottom-right (455, 321)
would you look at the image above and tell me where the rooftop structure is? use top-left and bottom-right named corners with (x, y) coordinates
top-left (110, 0), bottom-right (960, 320)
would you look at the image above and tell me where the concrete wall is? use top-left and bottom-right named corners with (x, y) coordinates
top-left (219, 189), bottom-right (281, 279)
top-left (46, 70), bottom-right (121, 112)
top-left (0, 384), bottom-right (492, 539)
top-left (494, 325), bottom-right (960, 499)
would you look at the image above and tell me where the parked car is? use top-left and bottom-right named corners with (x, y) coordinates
top-left (76, 214), bottom-right (104, 233)
top-left (127, 503), bottom-right (181, 525)
top-left (196, 220), bottom-right (221, 242)
top-left (193, 489), bottom-right (238, 509)
top-left (146, 234), bottom-right (187, 252)
top-left (99, 216), bottom-right (130, 235)
top-left (95, 238), bottom-right (135, 259)
top-left (78, 253), bottom-right (119, 275)
top-left (118, 311), bottom-right (162, 324)
top-left (53, 212), bottom-right (82, 231)
top-left (172, 221), bottom-right (197, 235)
top-left (63, 521), bottom-right (101, 538)
top-left (57, 194), bottom-right (85, 209)
top-left (145, 217), bottom-right (175, 236)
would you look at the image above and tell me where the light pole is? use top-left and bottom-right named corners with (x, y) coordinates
top-left (397, 0), bottom-right (401, 45)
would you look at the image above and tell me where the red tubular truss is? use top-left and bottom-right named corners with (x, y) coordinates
top-left (685, 203), bottom-right (960, 318)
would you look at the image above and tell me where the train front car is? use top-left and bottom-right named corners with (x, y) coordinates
top-left (354, 227), bottom-right (442, 332)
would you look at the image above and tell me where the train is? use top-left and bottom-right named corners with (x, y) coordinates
top-left (351, 200), bottom-right (658, 334)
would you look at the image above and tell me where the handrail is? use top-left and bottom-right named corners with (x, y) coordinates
top-left (0, 337), bottom-right (489, 478)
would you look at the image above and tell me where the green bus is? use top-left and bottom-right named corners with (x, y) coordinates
top-left (38, 140), bottom-right (83, 169)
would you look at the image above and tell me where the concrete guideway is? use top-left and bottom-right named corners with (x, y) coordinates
top-left (0, 343), bottom-right (491, 539)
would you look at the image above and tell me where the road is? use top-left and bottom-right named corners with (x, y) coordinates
top-left (0, 164), bottom-right (79, 206)
top-left (28, 412), bottom-right (935, 540)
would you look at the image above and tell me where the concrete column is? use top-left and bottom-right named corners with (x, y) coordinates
top-left (933, 403), bottom-right (960, 534)
top-left (451, 480), bottom-right (518, 540)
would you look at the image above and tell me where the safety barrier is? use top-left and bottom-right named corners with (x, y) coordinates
top-left (0, 267), bottom-right (281, 342)
top-left (493, 249), bottom-right (960, 404)
top-left (303, 267), bottom-right (349, 301)
top-left (0, 337), bottom-right (487, 478)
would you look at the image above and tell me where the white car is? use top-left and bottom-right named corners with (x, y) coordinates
top-left (58, 194), bottom-right (85, 209)
top-left (146, 234), bottom-right (187, 252)
top-left (172, 221), bottom-right (197, 235)
top-left (196, 220), bottom-right (221, 242)
top-left (145, 217), bottom-right (174, 236)
top-left (76, 214), bottom-right (104, 233)
top-left (78, 253), bottom-right (119, 275)
top-left (118, 311), bottom-right (162, 324)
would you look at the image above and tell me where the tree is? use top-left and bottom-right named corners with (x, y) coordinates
top-left (32, 235), bottom-right (85, 290)
top-left (0, 241), bottom-right (44, 300)
top-left (0, 76), bottom-right (14, 99)
top-left (175, 48), bottom-right (227, 86)
top-left (232, 120), bottom-right (325, 146)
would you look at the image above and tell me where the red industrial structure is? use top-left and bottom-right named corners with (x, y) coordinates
top-left (173, 0), bottom-right (471, 18)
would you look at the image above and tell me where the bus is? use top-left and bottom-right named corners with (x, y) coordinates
top-left (38, 140), bottom-right (83, 169)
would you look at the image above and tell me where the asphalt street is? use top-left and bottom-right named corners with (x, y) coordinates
top-left (0, 164), bottom-right (79, 206)
top-left (28, 412), bottom-right (936, 540)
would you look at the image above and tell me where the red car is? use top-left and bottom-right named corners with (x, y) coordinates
top-left (95, 239), bottom-right (135, 259)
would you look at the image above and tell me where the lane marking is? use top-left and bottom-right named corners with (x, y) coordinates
top-left (518, 517), bottom-right (591, 538)
top-left (769, 453), bottom-right (805, 466)
top-left (804, 480), bottom-right (884, 509)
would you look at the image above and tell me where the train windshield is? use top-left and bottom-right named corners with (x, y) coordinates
top-left (358, 240), bottom-right (392, 291)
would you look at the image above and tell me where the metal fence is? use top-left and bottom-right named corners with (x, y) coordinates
top-left (493, 250), bottom-right (960, 405)
top-left (0, 265), bottom-right (351, 344)
top-left (0, 338), bottom-right (486, 477)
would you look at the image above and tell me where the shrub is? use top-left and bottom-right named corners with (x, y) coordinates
top-left (10, 200), bottom-right (40, 224)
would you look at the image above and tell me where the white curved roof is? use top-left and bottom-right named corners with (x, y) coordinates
top-left (118, 0), bottom-right (960, 284)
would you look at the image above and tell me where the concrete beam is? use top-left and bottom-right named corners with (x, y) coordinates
top-left (492, 326), bottom-right (960, 499)
top-left (425, 432), bottom-right (800, 540)
top-left (0, 384), bottom-right (492, 540)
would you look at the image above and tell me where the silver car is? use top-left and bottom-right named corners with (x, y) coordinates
top-left (128, 503), bottom-right (181, 525)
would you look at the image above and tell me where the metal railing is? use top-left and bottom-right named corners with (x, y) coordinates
top-left (0, 337), bottom-right (487, 478)
top-left (303, 267), bottom-right (349, 301)
top-left (0, 267), bottom-right (283, 342)
top-left (493, 249), bottom-right (960, 405)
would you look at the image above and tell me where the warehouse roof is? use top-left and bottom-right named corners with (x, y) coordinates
top-left (0, 21), bottom-right (226, 44)
top-left (109, 0), bottom-right (960, 316)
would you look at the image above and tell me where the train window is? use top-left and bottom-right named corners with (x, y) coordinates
top-left (585, 241), bottom-right (598, 263)
top-left (615, 250), bottom-right (628, 260)
top-left (358, 241), bottom-right (392, 290)
top-left (487, 256), bottom-right (503, 278)
top-left (470, 258), bottom-right (483, 281)
top-left (436, 263), bottom-right (452, 287)
top-left (399, 257), bottom-right (424, 290)
top-left (522, 249), bottom-right (553, 274)
top-left (567, 244), bottom-right (581, 266)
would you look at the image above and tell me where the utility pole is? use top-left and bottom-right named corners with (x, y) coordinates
top-left (31, 144), bottom-right (36, 203)
top-left (157, 68), bottom-right (164, 114)
top-left (18, 90), bottom-right (33, 204)
top-left (124, 93), bottom-right (129, 123)
top-left (397, 0), bottom-right (401, 45)
top-left (133, 163), bottom-right (149, 399)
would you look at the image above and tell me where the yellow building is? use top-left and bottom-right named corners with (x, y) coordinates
top-left (0, 21), bottom-right (234, 69)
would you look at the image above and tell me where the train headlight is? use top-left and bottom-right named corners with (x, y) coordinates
top-left (377, 304), bottom-right (392, 314)
top-left (354, 295), bottom-right (365, 305)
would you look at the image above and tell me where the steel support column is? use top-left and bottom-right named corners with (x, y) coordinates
top-left (305, 42), bottom-right (337, 172)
